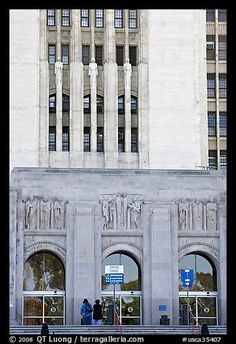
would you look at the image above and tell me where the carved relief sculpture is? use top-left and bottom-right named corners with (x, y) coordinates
top-left (124, 58), bottom-right (132, 88)
top-left (54, 197), bottom-right (65, 229)
top-left (55, 57), bottom-right (63, 87)
top-left (128, 198), bottom-right (141, 229)
top-left (206, 197), bottom-right (217, 231)
top-left (193, 199), bottom-right (203, 230)
top-left (178, 199), bottom-right (189, 230)
top-left (25, 196), bottom-right (37, 229)
top-left (116, 193), bottom-right (128, 229)
top-left (40, 196), bottom-right (51, 229)
top-left (88, 58), bottom-right (98, 89)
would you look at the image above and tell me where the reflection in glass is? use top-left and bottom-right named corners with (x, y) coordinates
top-left (178, 254), bottom-right (216, 291)
top-left (24, 252), bottom-right (65, 291)
top-left (102, 253), bottom-right (141, 291)
top-left (24, 296), bottom-right (43, 316)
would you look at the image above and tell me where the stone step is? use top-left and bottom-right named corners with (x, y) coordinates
top-left (10, 325), bottom-right (227, 335)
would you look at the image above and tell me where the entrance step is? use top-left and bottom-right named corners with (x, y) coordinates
top-left (10, 325), bottom-right (227, 335)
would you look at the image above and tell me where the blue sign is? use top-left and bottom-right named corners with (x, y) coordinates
top-left (105, 273), bottom-right (124, 284)
top-left (159, 305), bottom-right (167, 311)
top-left (181, 269), bottom-right (194, 288)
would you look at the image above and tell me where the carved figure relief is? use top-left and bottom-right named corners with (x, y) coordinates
top-left (101, 193), bottom-right (143, 230)
top-left (25, 196), bottom-right (37, 229)
top-left (88, 58), bottom-right (98, 89)
top-left (178, 199), bottom-right (189, 230)
top-left (193, 199), bottom-right (203, 230)
top-left (54, 197), bottom-right (65, 229)
top-left (124, 58), bottom-right (132, 88)
top-left (206, 197), bottom-right (217, 231)
top-left (40, 196), bottom-right (51, 229)
top-left (55, 58), bottom-right (63, 87)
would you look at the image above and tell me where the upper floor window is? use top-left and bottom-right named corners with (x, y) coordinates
top-left (95, 45), bottom-right (103, 66)
top-left (218, 35), bottom-right (227, 60)
top-left (84, 127), bottom-right (90, 152)
top-left (116, 45), bottom-right (124, 66)
top-left (62, 95), bottom-right (69, 113)
top-left (97, 127), bottom-right (104, 152)
top-left (62, 44), bottom-right (69, 65)
top-left (207, 73), bottom-right (216, 98)
top-left (208, 150), bottom-right (217, 170)
top-left (81, 9), bottom-right (89, 27)
top-left (95, 9), bottom-right (104, 27)
top-left (114, 10), bottom-right (123, 28)
top-left (118, 128), bottom-right (125, 152)
top-left (82, 45), bottom-right (90, 65)
top-left (47, 9), bottom-right (55, 26)
top-left (49, 95), bottom-right (56, 112)
top-left (131, 128), bottom-right (138, 153)
top-left (61, 9), bottom-right (70, 26)
top-left (219, 112), bottom-right (227, 136)
top-left (49, 126), bottom-right (56, 151)
top-left (62, 126), bottom-right (70, 151)
top-left (129, 46), bottom-right (137, 66)
top-left (220, 150), bottom-right (227, 169)
top-left (218, 9), bottom-right (227, 22)
top-left (129, 10), bottom-right (137, 28)
top-left (206, 35), bottom-right (215, 60)
top-left (208, 112), bottom-right (216, 136)
top-left (97, 95), bottom-right (104, 113)
top-left (48, 44), bottom-right (56, 64)
top-left (131, 96), bottom-right (137, 114)
top-left (219, 73), bottom-right (227, 98)
top-left (83, 95), bottom-right (90, 113)
top-left (206, 9), bottom-right (215, 22)
top-left (118, 96), bottom-right (124, 114)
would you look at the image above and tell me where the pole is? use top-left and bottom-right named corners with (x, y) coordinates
top-left (187, 286), bottom-right (189, 325)
top-left (113, 283), bottom-right (115, 325)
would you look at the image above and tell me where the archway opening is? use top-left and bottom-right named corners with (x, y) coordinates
top-left (178, 253), bottom-right (218, 325)
top-left (101, 252), bottom-right (142, 325)
top-left (23, 251), bottom-right (65, 325)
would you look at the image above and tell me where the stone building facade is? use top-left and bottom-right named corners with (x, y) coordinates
top-left (9, 9), bottom-right (227, 326)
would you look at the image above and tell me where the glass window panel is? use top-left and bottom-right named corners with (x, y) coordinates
top-left (49, 95), bottom-right (56, 112)
top-left (24, 296), bottom-right (43, 316)
top-left (49, 126), bottom-right (56, 151)
top-left (48, 45), bottom-right (56, 65)
top-left (83, 96), bottom-right (90, 113)
top-left (95, 46), bottom-right (103, 66)
top-left (114, 10), bottom-right (123, 28)
top-left (62, 126), bottom-right (69, 151)
top-left (207, 74), bottom-right (215, 98)
top-left (218, 35), bottom-right (227, 60)
top-left (116, 46), bottom-right (124, 66)
top-left (129, 46), bottom-right (137, 66)
top-left (97, 95), bottom-right (104, 113)
top-left (129, 10), bottom-right (137, 28)
top-left (81, 9), bottom-right (89, 27)
top-left (97, 127), bottom-right (104, 152)
top-left (84, 127), bottom-right (90, 152)
top-left (118, 96), bottom-right (124, 114)
top-left (131, 96), bottom-right (137, 113)
top-left (95, 9), bottom-right (104, 27)
top-left (206, 9), bottom-right (215, 22)
top-left (62, 45), bottom-right (69, 65)
top-left (47, 9), bottom-right (55, 26)
top-left (219, 74), bottom-right (227, 98)
top-left (209, 150), bottom-right (217, 170)
top-left (61, 9), bottom-right (70, 26)
top-left (218, 9), bottom-right (227, 21)
top-left (82, 45), bottom-right (90, 65)
top-left (44, 296), bottom-right (64, 316)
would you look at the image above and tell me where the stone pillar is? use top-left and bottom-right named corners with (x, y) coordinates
top-left (89, 59), bottom-right (98, 152)
top-left (10, 189), bottom-right (17, 324)
top-left (124, 59), bottom-right (132, 153)
top-left (104, 10), bottom-right (118, 168)
top-left (70, 10), bottom-right (84, 167)
top-left (73, 207), bottom-right (95, 324)
top-left (138, 10), bottom-right (149, 168)
top-left (55, 10), bottom-right (62, 152)
top-left (151, 206), bottom-right (173, 324)
top-left (39, 9), bottom-right (49, 166)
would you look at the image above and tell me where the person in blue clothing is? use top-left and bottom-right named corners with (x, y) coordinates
top-left (80, 298), bottom-right (93, 325)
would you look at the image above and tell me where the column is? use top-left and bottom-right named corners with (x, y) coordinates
top-left (104, 10), bottom-right (118, 167)
top-left (89, 12), bottom-right (97, 153)
top-left (70, 10), bottom-right (84, 167)
top-left (39, 9), bottom-right (49, 166)
top-left (55, 10), bottom-right (62, 152)
top-left (138, 10), bottom-right (149, 168)
top-left (124, 10), bottom-right (131, 152)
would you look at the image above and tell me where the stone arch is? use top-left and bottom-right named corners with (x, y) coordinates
top-left (24, 241), bottom-right (66, 266)
top-left (178, 242), bottom-right (219, 272)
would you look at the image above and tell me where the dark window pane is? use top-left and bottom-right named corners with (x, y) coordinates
top-left (129, 46), bottom-right (137, 66)
top-left (62, 126), bottom-right (69, 151)
top-left (48, 45), bottom-right (56, 64)
top-left (84, 127), bottom-right (90, 152)
top-left (97, 95), bottom-right (104, 113)
top-left (206, 9), bottom-right (215, 22)
top-left (47, 9), bottom-right (55, 26)
top-left (81, 9), bottom-right (89, 27)
top-left (206, 35), bottom-right (215, 60)
top-left (49, 126), bottom-right (56, 151)
top-left (208, 112), bottom-right (216, 136)
top-left (219, 74), bottom-right (227, 98)
top-left (131, 96), bottom-right (137, 114)
top-left (118, 96), bottom-right (124, 114)
top-left (208, 150), bottom-right (217, 170)
top-left (218, 9), bottom-right (227, 22)
top-left (220, 150), bottom-right (227, 169)
top-left (61, 9), bottom-right (70, 26)
top-left (49, 95), bottom-right (56, 112)
top-left (131, 128), bottom-right (138, 152)
top-left (82, 45), bottom-right (90, 65)
top-left (95, 45), bottom-right (103, 66)
top-left (62, 44), bottom-right (69, 65)
top-left (97, 127), bottom-right (104, 152)
top-left (219, 112), bottom-right (227, 137)
top-left (218, 35), bottom-right (227, 60)
top-left (129, 10), bottom-right (137, 28)
top-left (62, 95), bottom-right (69, 112)
top-left (116, 46), bottom-right (124, 66)
top-left (118, 128), bottom-right (125, 152)
top-left (207, 74), bottom-right (215, 98)
top-left (83, 96), bottom-right (90, 113)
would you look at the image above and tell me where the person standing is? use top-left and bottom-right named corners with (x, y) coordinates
top-left (93, 299), bottom-right (103, 325)
top-left (80, 298), bottom-right (93, 325)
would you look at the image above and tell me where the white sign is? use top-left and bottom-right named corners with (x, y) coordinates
top-left (105, 265), bottom-right (124, 274)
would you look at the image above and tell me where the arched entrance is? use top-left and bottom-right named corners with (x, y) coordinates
top-left (179, 253), bottom-right (218, 325)
top-left (23, 251), bottom-right (65, 325)
top-left (101, 252), bottom-right (142, 325)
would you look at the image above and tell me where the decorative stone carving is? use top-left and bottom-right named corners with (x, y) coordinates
top-left (178, 199), bottom-right (189, 230)
top-left (40, 196), bottom-right (51, 229)
top-left (54, 197), bottom-right (65, 229)
top-left (124, 58), bottom-right (132, 88)
top-left (25, 196), bottom-right (37, 229)
top-left (88, 58), bottom-right (98, 89)
top-left (101, 193), bottom-right (143, 230)
top-left (206, 197), bottom-right (217, 231)
top-left (128, 198), bottom-right (141, 229)
top-left (193, 199), bottom-right (203, 230)
top-left (55, 57), bottom-right (63, 87)
top-left (116, 193), bottom-right (128, 229)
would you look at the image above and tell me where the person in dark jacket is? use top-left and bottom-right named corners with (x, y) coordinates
top-left (201, 322), bottom-right (209, 335)
top-left (93, 299), bottom-right (103, 325)
top-left (41, 322), bottom-right (49, 335)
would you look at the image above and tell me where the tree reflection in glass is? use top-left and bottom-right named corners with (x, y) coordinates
top-left (24, 252), bottom-right (65, 291)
